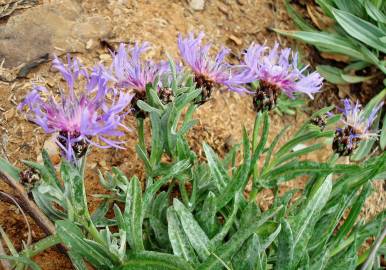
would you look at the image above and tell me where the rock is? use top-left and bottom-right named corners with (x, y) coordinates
top-left (99, 54), bottom-right (111, 62)
top-left (189, 0), bottom-right (205, 11)
top-left (0, 0), bottom-right (112, 68)
top-left (228, 35), bottom-right (242, 46)
top-left (86, 39), bottom-right (94, 50)
top-left (37, 135), bottom-right (61, 165)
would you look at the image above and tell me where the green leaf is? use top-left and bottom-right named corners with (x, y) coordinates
top-left (216, 131), bottom-right (250, 210)
top-left (149, 112), bottom-right (164, 167)
top-left (334, 184), bottom-right (371, 243)
top-left (68, 251), bottom-right (88, 270)
top-left (257, 221), bottom-right (282, 251)
top-left (317, 64), bottom-right (376, 84)
top-left (291, 175), bottom-right (332, 267)
top-left (0, 157), bottom-right (20, 181)
top-left (262, 125), bottom-right (290, 173)
top-left (124, 177), bottom-right (144, 251)
top-left (203, 143), bottom-right (228, 190)
top-left (335, 0), bottom-right (366, 18)
top-left (173, 199), bottom-right (211, 261)
top-left (275, 130), bottom-right (334, 158)
top-left (137, 100), bottom-right (162, 115)
top-left (340, 73), bottom-right (375, 83)
top-left (325, 238), bottom-right (358, 270)
top-left (198, 206), bottom-right (282, 270)
top-left (56, 220), bottom-right (116, 268)
top-left (273, 144), bottom-right (324, 167)
top-left (250, 112), bottom-right (270, 175)
top-left (364, 0), bottom-right (386, 23)
top-left (211, 193), bottom-right (240, 246)
top-left (167, 208), bottom-right (198, 264)
top-left (231, 234), bottom-right (261, 270)
top-left (119, 251), bottom-right (194, 270)
top-left (316, 65), bottom-right (347, 84)
top-left (316, 0), bottom-right (334, 17)
top-left (276, 219), bottom-right (294, 270)
top-left (332, 8), bottom-right (386, 53)
top-left (135, 144), bottom-right (152, 173)
top-left (41, 149), bottom-right (61, 188)
top-left (143, 160), bottom-right (191, 213)
top-left (274, 30), bottom-right (366, 61)
top-left (197, 192), bottom-right (218, 238)
top-left (0, 255), bottom-right (41, 270)
top-left (380, 113), bottom-right (386, 150)
top-left (150, 215), bottom-right (170, 249)
top-left (285, 0), bottom-right (316, 31)
top-left (362, 88), bottom-right (386, 118)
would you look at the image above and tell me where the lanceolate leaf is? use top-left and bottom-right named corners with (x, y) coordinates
top-left (124, 177), bottom-right (144, 251)
top-left (364, 0), bottom-right (386, 23)
top-left (276, 219), bottom-right (294, 270)
top-left (198, 206), bottom-right (282, 270)
top-left (167, 208), bottom-right (198, 264)
top-left (284, 0), bottom-right (316, 31)
top-left (274, 30), bottom-right (366, 61)
top-left (291, 175), bottom-right (333, 267)
top-left (0, 157), bottom-right (20, 182)
top-left (119, 251), bottom-right (194, 270)
top-left (380, 113), bottom-right (386, 150)
top-left (56, 220), bottom-right (116, 268)
top-left (203, 143), bottom-right (228, 190)
top-left (332, 8), bottom-right (386, 53)
top-left (231, 234), bottom-right (261, 270)
top-left (173, 199), bottom-right (211, 261)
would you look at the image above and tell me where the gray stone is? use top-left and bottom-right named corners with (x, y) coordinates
top-left (0, 0), bottom-right (112, 68)
top-left (189, 0), bottom-right (205, 11)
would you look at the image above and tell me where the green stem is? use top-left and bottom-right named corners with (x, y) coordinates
top-left (177, 177), bottom-right (190, 207)
top-left (137, 118), bottom-right (146, 150)
top-left (249, 114), bottom-right (262, 203)
top-left (22, 234), bottom-right (61, 258)
top-left (84, 220), bottom-right (105, 246)
top-left (76, 156), bottom-right (105, 246)
top-left (329, 234), bottom-right (355, 257)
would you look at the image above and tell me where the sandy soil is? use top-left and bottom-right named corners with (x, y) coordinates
top-left (0, 1), bottom-right (384, 269)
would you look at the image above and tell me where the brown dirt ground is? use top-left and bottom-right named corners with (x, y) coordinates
top-left (0, 1), bottom-right (385, 269)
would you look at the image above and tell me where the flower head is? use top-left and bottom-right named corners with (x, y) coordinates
top-left (332, 99), bottom-right (383, 156)
top-left (110, 42), bottom-right (166, 93)
top-left (178, 32), bottom-right (251, 103)
top-left (108, 42), bottom-right (168, 116)
top-left (18, 56), bottom-right (133, 160)
top-left (243, 42), bottom-right (323, 111)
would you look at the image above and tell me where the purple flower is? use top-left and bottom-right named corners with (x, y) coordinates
top-left (177, 32), bottom-right (251, 102)
top-left (109, 42), bottom-right (166, 93)
top-left (332, 99), bottom-right (383, 155)
top-left (243, 42), bottom-right (323, 99)
top-left (340, 99), bottom-right (382, 140)
top-left (18, 56), bottom-right (133, 160)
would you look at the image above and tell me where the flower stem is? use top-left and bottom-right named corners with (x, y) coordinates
top-left (137, 118), bottom-right (146, 150)
top-left (249, 113), bottom-right (262, 203)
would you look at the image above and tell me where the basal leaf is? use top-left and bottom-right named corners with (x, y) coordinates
top-left (173, 199), bottom-right (211, 261)
top-left (124, 177), bottom-right (144, 251)
top-left (332, 8), bottom-right (386, 53)
top-left (167, 208), bottom-right (198, 264)
top-left (274, 30), bottom-right (366, 61)
top-left (198, 206), bottom-right (282, 270)
top-left (119, 251), bottom-right (194, 270)
top-left (276, 219), bottom-right (294, 270)
top-left (364, 0), bottom-right (386, 23)
top-left (56, 220), bottom-right (116, 269)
